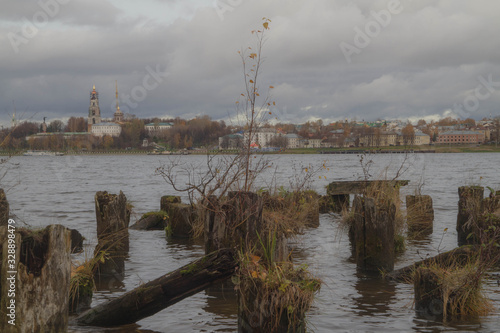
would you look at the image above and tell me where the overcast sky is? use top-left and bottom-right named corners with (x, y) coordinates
top-left (1, 0), bottom-right (500, 128)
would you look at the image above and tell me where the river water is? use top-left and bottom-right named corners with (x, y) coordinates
top-left (1, 153), bottom-right (499, 332)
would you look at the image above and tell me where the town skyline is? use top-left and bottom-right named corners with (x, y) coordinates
top-left (1, 1), bottom-right (500, 128)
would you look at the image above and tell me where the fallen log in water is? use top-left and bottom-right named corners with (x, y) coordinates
top-left (76, 248), bottom-right (237, 327)
top-left (386, 245), bottom-right (477, 282)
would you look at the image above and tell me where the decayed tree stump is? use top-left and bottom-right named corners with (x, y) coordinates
top-left (204, 191), bottom-right (263, 254)
top-left (457, 186), bottom-right (483, 246)
top-left (69, 228), bottom-right (84, 253)
top-left (413, 267), bottom-right (444, 320)
top-left (94, 191), bottom-right (130, 286)
top-left (0, 189), bottom-right (9, 227)
top-left (165, 203), bottom-right (196, 238)
top-left (129, 212), bottom-right (167, 230)
top-left (0, 224), bottom-right (71, 333)
top-left (351, 195), bottom-right (396, 274)
top-left (160, 195), bottom-right (181, 212)
top-left (406, 195), bottom-right (434, 236)
top-left (76, 248), bottom-right (237, 327)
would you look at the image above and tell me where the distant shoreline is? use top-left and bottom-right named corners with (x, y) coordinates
top-left (2, 144), bottom-right (499, 156)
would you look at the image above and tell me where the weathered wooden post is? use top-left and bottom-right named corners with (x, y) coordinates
top-left (351, 195), bottom-right (396, 274)
top-left (0, 224), bottom-right (71, 332)
top-left (0, 189), bottom-right (9, 226)
top-left (69, 228), bottom-right (84, 253)
top-left (160, 195), bottom-right (181, 212)
top-left (406, 195), bottom-right (434, 236)
top-left (165, 202), bottom-right (196, 238)
top-left (457, 186), bottom-right (483, 246)
top-left (413, 267), bottom-right (444, 321)
top-left (204, 191), bottom-right (263, 254)
top-left (94, 191), bottom-right (130, 288)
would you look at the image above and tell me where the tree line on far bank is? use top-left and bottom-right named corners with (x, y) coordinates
top-left (0, 115), bottom-right (498, 152)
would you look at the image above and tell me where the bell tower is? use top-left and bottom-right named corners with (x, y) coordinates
top-left (113, 81), bottom-right (123, 123)
top-left (88, 85), bottom-right (101, 132)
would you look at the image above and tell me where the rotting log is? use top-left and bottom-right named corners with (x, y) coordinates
top-left (0, 224), bottom-right (71, 333)
top-left (76, 248), bottom-right (237, 327)
top-left (0, 189), bottom-right (8, 227)
top-left (457, 186), bottom-right (483, 246)
top-left (94, 191), bottom-right (130, 285)
top-left (386, 245), bottom-right (477, 282)
top-left (406, 195), bottom-right (434, 236)
top-left (351, 195), bottom-right (396, 274)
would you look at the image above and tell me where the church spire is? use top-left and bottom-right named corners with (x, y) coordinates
top-left (113, 81), bottom-right (123, 123)
top-left (115, 80), bottom-right (119, 111)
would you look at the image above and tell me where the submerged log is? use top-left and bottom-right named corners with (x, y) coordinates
top-left (351, 195), bottom-right (396, 274)
top-left (0, 224), bottom-right (71, 333)
top-left (76, 248), bottom-right (237, 327)
top-left (406, 195), bottom-right (434, 236)
top-left (386, 245), bottom-right (477, 282)
top-left (0, 189), bottom-right (8, 226)
top-left (457, 186), bottom-right (483, 246)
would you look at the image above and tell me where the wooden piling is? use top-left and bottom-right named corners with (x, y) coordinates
top-left (457, 186), bottom-right (483, 246)
top-left (406, 195), bottom-right (434, 236)
top-left (413, 267), bottom-right (444, 320)
top-left (351, 195), bottom-right (396, 274)
top-left (165, 203), bottom-right (196, 238)
top-left (69, 228), bottom-right (85, 253)
top-left (94, 191), bottom-right (130, 285)
top-left (204, 191), bottom-right (263, 254)
top-left (0, 189), bottom-right (8, 227)
top-left (0, 225), bottom-right (71, 333)
top-left (160, 195), bottom-right (181, 212)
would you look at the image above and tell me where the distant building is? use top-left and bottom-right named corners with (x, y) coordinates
top-left (88, 85), bottom-right (101, 132)
top-left (437, 131), bottom-right (485, 144)
top-left (145, 122), bottom-right (173, 136)
top-left (303, 138), bottom-right (322, 148)
top-left (244, 128), bottom-right (278, 148)
top-left (91, 122), bottom-right (122, 137)
top-left (285, 133), bottom-right (301, 149)
top-left (414, 132), bottom-right (431, 145)
top-left (218, 133), bottom-right (244, 149)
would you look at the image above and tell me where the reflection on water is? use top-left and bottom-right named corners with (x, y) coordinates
top-left (353, 276), bottom-right (396, 317)
top-left (2, 154), bottom-right (500, 332)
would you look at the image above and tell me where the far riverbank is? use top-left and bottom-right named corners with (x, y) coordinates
top-left (1, 144), bottom-right (499, 156)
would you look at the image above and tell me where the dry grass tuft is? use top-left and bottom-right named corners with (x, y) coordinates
top-left (234, 238), bottom-right (321, 332)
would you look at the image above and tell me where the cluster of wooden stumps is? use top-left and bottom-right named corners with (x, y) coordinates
top-left (1, 183), bottom-right (499, 331)
top-left (391, 186), bottom-right (500, 322)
